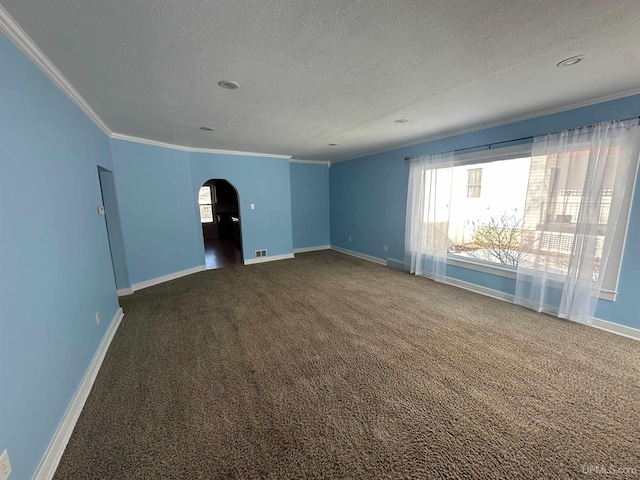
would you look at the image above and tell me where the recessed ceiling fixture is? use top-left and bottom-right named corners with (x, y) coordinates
top-left (394, 119), bottom-right (408, 123)
top-left (557, 55), bottom-right (586, 67)
top-left (329, 143), bottom-right (338, 146)
top-left (199, 126), bottom-right (214, 131)
top-left (218, 80), bottom-right (240, 90)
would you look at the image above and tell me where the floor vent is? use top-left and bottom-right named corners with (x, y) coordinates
top-left (387, 258), bottom-right (409, 272)
top-left (255, 249), bottom-right (268, 258)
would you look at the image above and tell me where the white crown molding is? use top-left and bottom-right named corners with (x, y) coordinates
top-left (35, 307), bottom-right (124, 480)
top-left (0, 6), bottom-right (292, 160)
top-left (111, 133), bottom-right (292, 159)
top-left (334, 86), bottom-right (640, 164)
top-left (289, 159), bottom-right (331, 167)
top-left (0, 4), bottom-right (112, 137)
top-left (5, 2), bottom-right (640, 166)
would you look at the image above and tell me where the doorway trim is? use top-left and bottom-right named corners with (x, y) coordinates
top-left (196, 179), bottom-right (244, 269)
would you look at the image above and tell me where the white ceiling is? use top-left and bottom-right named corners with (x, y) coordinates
top-left (2, 0), bottom-right (640, 161)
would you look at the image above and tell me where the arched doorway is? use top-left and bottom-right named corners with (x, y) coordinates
top-left (198, 179), bottom-right (243, 269)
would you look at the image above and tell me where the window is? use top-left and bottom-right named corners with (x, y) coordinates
top-left (198, 186), bottom-right (214, 223)
top-left (466, 168), bottom-right (482, 198)
top-left (417, 143), bottom-right (635, 300)
top-left (447, 152), bottom-right (530, 267)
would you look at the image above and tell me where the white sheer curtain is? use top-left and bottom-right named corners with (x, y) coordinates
top-left (405, 152), bottom-right (454, 282)
top-left (515, 118), bottom-right (640, 324)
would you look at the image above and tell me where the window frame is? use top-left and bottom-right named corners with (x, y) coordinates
top-left (198, 185), bottom-right (215, 224)
top-left (437, 143), bottom-right (630, 302)
top-left (466, 168), bottom-right (482, 198)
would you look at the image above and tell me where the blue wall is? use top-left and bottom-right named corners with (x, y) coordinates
top-left (190, 152), bottom-right (293, 261)
top-left (330, 95), bottom-right (640, 330)
top-left (111, 142), bottom-right (294, 285)
top-left (0, 33), bottom-right (120, 479)
top-left (111, 141), bottom-right (201, 285)
top-left (330, 154), bottom-right (409, 261)
top-left (290, 162), bottom-right (330, 249)
top-left (3, 17), bottom-right (639, 479)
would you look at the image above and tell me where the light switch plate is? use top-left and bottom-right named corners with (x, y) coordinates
top-left (97, 205), bottom-right (106, 215)
top-left (250, 203), bottom-right (255, 210)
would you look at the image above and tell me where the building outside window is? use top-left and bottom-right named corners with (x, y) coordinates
top-left (417, 144), bottom-right (633, 300)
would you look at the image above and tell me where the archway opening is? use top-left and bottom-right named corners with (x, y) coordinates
top-left (198, 179), bottom-right (243, 269)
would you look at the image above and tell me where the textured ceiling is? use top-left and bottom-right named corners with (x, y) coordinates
top-left (2, 0), bottom-right (640, 161)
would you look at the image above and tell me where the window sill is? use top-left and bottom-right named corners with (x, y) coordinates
top-left (445, 254), bottom-right (617, 302)
top-left (447, 254), bottom-right (516, 279)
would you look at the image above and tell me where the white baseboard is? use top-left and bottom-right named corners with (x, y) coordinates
top-left (343, 248), bottom-right (637, 341)
top-left (591, 317), bottom-right (640, 341)
top-left (445, 277), bottom-right (515, 304)
top-left (116, 287), bottom-right (133, 297)
top-left (441, 277), bottom-right (639, 342)
top-left (244, 253), bottom-right (295, 265)
top-left (330, 246), bottom-right (386, 266)
top-left (35, 307), bottom-right (124, 480)
top-left (386, 258), bottom-right (410, 271)
top-left (293, 245), bottom-right (330, 253)
top-left (131, 265), bottom-right (205, 292)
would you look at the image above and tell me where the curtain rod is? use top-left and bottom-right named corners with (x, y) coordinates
top-left (403, 135), bottom-right (532, 161)
top-left (403, 115), bottom-right (640, 161)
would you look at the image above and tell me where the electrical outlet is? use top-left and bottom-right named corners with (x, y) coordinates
top-left (383, 245), bottom-right (389, 252)
top-left (348, 236), bottom-right (352, 242)
top-left (95, 311), bottom-right (100, 326)
top-left (0, 449), bottom-right (12, 480)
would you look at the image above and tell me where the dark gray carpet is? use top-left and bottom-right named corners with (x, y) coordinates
top-left (55, 250), bottom-right (640, 479)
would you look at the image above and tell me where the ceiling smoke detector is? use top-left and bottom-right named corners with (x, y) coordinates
top-left (218, 80), bottom-right (240, 90)
top-left (557, 55), bottom-right (586, 67)
top-left (394, 119), bottom-right (408, 123)
top-left (199, 126), bottom-right (214, 131)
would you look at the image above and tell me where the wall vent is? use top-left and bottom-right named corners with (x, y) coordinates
top-left (255, 249), bottom-right (268, 258)
top-left (387, 258), bottom-right (409, 272)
